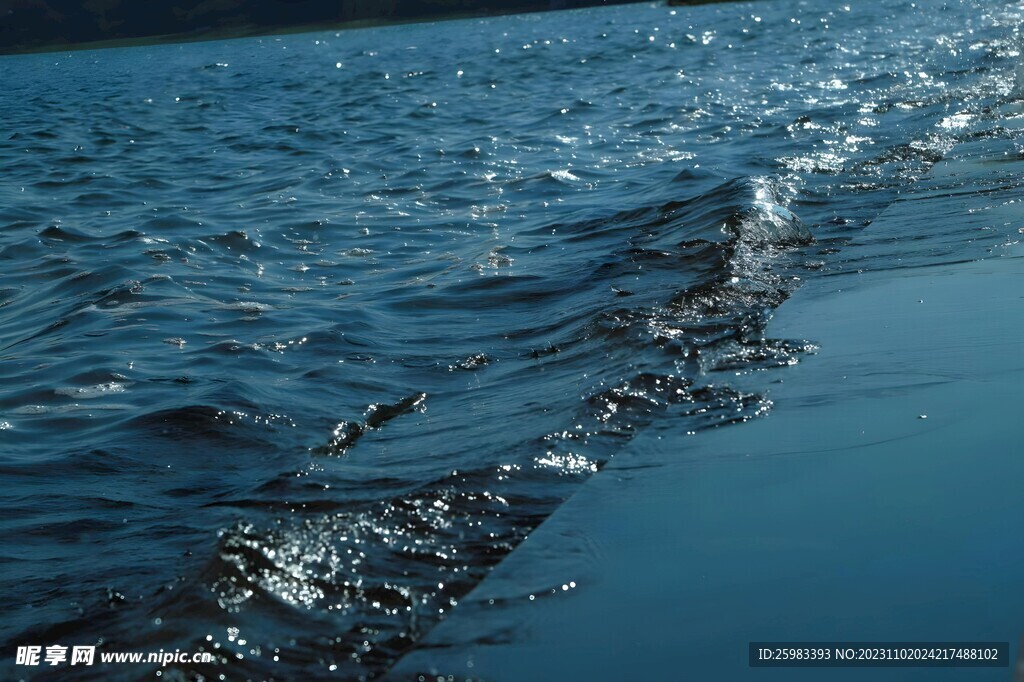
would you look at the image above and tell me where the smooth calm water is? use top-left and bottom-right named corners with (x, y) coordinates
top-left (1, 0), bottom-right (1022, 679)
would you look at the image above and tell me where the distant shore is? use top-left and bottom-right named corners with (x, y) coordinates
top-left (0, 0), bottom-right (742, 57)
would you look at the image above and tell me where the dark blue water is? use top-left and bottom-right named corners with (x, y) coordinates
top-left (2, 0), bottom-right (1022, 678)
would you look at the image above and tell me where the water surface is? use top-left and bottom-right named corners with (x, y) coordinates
top-left (1, 0), bottom-right (1022, 678)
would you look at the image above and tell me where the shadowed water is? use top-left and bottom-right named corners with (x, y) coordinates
top-left (1, 0), bottom-right (1023, 679)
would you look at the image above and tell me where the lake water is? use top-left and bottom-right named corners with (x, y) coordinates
top-left (1, 0), bottom-right (1022, 678)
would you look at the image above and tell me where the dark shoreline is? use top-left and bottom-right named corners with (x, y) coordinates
top-left (0, 0), bottom-right (741, 57)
